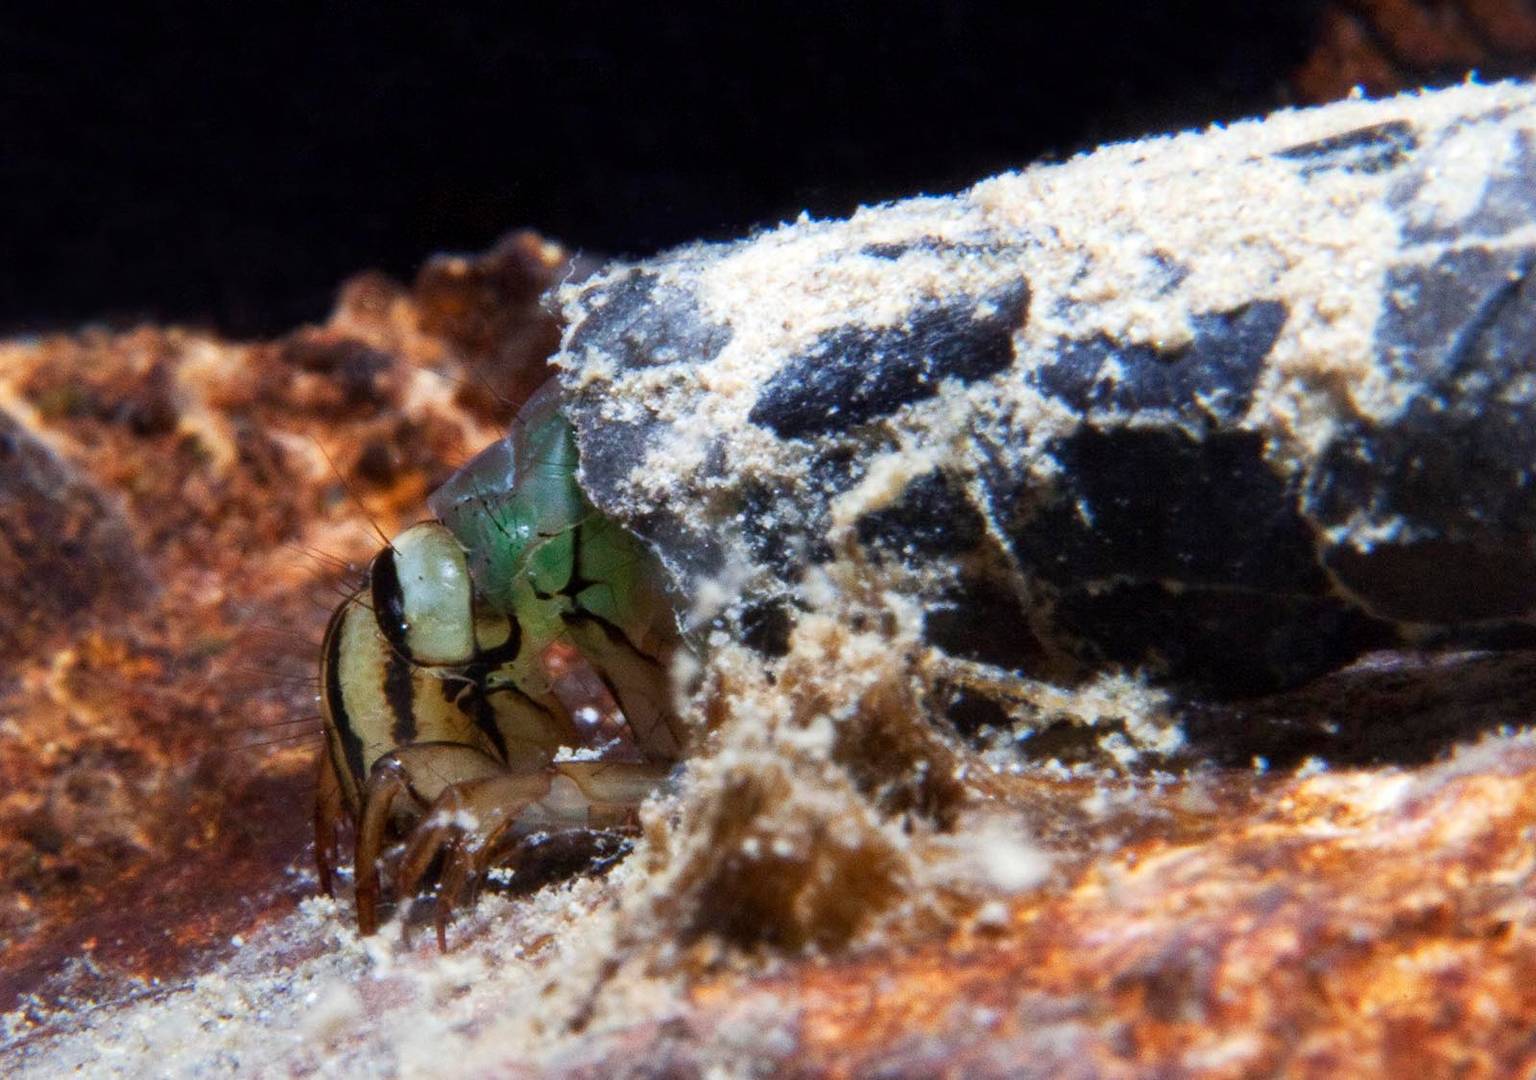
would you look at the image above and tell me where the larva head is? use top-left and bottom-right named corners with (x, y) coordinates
top-left (318, 520), bottom-right (523, 813)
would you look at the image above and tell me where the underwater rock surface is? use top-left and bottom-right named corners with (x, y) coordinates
top-left (8, 83), bottom-right (1536, 1079)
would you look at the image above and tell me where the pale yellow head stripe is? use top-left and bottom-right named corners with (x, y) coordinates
top-left (391, 522), bottom-right (476, 666)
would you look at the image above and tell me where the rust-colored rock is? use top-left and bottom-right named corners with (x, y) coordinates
top-left (0, 234), bottom-right (566, 1018)
top-left (503, 736), bottom-right (1536, 1076)
top-left (1295, 0), bottom-right (1536, 102)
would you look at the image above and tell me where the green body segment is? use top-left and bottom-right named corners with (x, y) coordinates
top-left (428, 390), bottom-right (682, 718)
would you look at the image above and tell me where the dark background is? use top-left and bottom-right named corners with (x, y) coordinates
top-left (1, 3), bottom-right (1334, 337)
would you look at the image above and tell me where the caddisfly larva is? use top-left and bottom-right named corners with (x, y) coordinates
top-left (315, 382), bottom-right (687, 945)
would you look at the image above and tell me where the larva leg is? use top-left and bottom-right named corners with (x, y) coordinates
top-left (552, 760), bottom-right (677, 826)
top-left (354, 755), bottom-right (414, 937)
top-left (393, 770), bottom-right (554, 949)
top-left (385, 761), bottom-right (674, 949)
top-left (313, 751), bottom-right (344, 898)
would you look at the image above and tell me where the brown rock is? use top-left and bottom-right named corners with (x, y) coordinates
top-left (0, 234), bottom-right (566, 1019)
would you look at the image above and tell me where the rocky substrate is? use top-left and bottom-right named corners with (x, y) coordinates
top-left (4, 81), bottom-right (1536, 1077)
